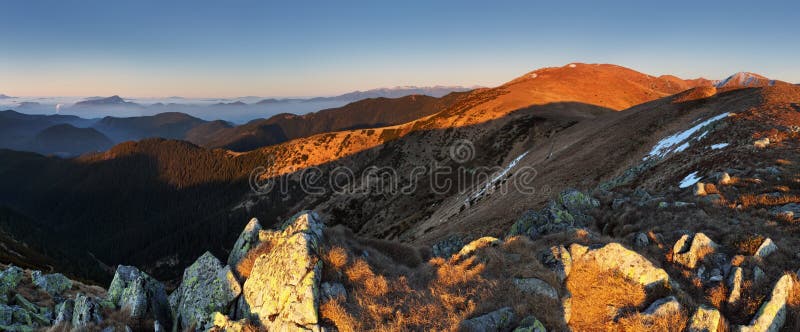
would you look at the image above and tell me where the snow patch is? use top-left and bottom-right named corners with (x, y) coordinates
top-left (679, 172), bottom-right (702, 189)
top-left (646, 112), bottom-right (730, 159)
top-left (710, 143), bottom-right (729, 150)
top-left (470, 151), bottom-right (529, 201)
top-left (568, 64), bottom-right (577, 68)
top-left (530, 73), bottom-right (538, 79)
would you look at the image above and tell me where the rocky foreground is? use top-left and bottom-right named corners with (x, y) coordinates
top-left (0, 190), bottom-right (798, 331)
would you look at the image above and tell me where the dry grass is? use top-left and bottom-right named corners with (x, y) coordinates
top-left (235, 240), bottom-right (274, 279)
top-left (738, 193), bottom-right (800, 208)
top-left (566, 259), bottom-right (647, 330)
top-left (615, 309), bottom-right (688, 332)
top-left (731, 234), bottom-right (766, 256)
top-left (706, 283), bottom-right (728, 308)
top-left (785, 273), bottom-right (800, 331)
top-left (724, 280), bottom-right (768, 325)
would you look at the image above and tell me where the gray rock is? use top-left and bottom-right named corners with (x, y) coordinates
top-left (644, 296), bottom-right (681, 317)
top-left (539, 245), bottom-right (572, 283)
top-left (72, 294), bottom-right (103, 328)
top-left (106, 265), bottom-right (171, 324)
top-left (514, 315), bottom-right (546, 332)
top-left (240, 211), bottom-right (323, 331)
top-left (737, 274), bottom-right (793, 332)
top-left (512, 278), bottom-right (558, 299)
top-left (508, 189), bottom-right (597, 238)
top-left (432, 235), bottom-right (465, 258)
top-left (460, 307), bottom-right (515, 332)
top-left (169, 252), bottom-right (242, 330)
top-left (31, 271), bottom-right (72, 296)
top-left (321, 282), bottom-right (347, 301)
top-left (580, 243), bottom-right (669, 289)
top-left (688, 305), bottom-right (721, 332)
top-left (673, 233), bottom-right (718, 269)
top-left (227, 218), bottom-right (263, 270)
top-left (634, 232), bottom-right (649, 249)
top-left (754, 266), bottom-right (766, 283)
top-left (769, 203), bottom-right (800, 220)
top-left (54, 299), bottom-right (74, 324)
top-left (612, 198), bottom-right (626, 210)
top-left (0, 303), bottom-right (12, 325)
top-left (754, 238), bottom-right (778, 258)
top-left (0, 266), bottom-right (24, 296)
top-left (153, 320), bottom-right (164, 332)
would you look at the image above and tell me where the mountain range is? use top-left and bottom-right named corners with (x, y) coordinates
top-left (1, 63), bottom-right (799, 331)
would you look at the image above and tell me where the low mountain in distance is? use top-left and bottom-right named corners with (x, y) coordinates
top-left (0, 110), bottom-right (98, 153)
top-left (73, 95), bottom-right (141, 107)
top-left (30, 124), bottom-right (113, 156)
top-left (0, 94), bottom-right (12, 99)
top-left (93, 112), bottom-right (209, 142)
top-left (192, 94), bottom-right (463, 151)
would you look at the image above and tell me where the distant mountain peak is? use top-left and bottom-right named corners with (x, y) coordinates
top-left (713, 72), bottom-right (776, 89)
top-left (0, 93), bottom-right (12, 99)
top-left (74, 95), bottom-right (138, 107)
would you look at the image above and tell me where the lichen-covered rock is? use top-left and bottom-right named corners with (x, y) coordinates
top-left (508, 189), bottom-right (597, 238)
top-left (432, 235), bottom-right (465, 258)
top-left (643, 296), bottom-right (681, 317)
top-left (688, 305), bottom-right (721, 332)
top-left (11, 294), bottom-right (49, 325)
top-left (240, 211), bottom-right (323, 331)
top-left (539, 245), bottom-right (572, 283)
top-left (54, 298), bottom-right (74, 324)
top-left (513, 278), bottom-right (558, 299)
top-left (737, 274), bottom-right (793, 332)
top-left (458, 237), bottom-right (501, 256)
top-left (227, 218), bottom-right (263, 270)
top-left (0, 265), bottom-right (24, 296)
top-left (169, 252), bottom-right (241, 330)
top-left (728, 267), bottom-right (743, 304)
top-left (106, 265), bottom-right (171, 324)
top-left (460, 307), bottom-right (515, 332)
top-left (754, 238), bottom-right (777, 258)
top-left (634, 232), bottom-right (649, 249)
top-left (673, 233), bottom-right (718, 269)
top-left (31, 271), bottom-right (72, 296)
top-left (72, 293), bottom-right (103, 328)
top-left (513, 315), bottom-right (546, 332)
top-left (581, 243), bottom-right (669, 289)
top-left (0, 303), bottom-right (13, 325)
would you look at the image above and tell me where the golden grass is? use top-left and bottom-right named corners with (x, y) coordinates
top-left (615, 309), bottom-right (688, 332)
top-left (738, 193), bottom-right (800, 208)
top-left (566, 260), bottom-right (647, 330)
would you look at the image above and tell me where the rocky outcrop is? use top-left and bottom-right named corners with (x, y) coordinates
top-left (736, 274), bottom-right (793, 332)
top-left (508, 189), bottom-right (598, 238)
top-left (513, 315), bottom-right (546, 332)
top-left (169, 252), bottom-right (242, 330)
top-left (432, 235), bottom-right (465, 258)
top-left (458, 237), bottom-right (501, 257)
top-left (106, 265), bottom-right (171, 324)
top-left (0, 266), bottom-right (24, 301)
top-left (72, 293), bottom-right (103, 328)
top-left (643, 296), bottom-right (681, 317)
top-left (754, 238), bottom-right (777, 258)
top-left (227, 218), bottom-right (263, 270)
top-left (239, 211), bottom-right (323, 331)
top-left (673, 233), bottom-right (718, 269)
top-left (31, 271), bottom-right (72, 296)
top-left (460, 307), bottom-right (515, 332)
top-left (54, 298), bottom-right (74, 324)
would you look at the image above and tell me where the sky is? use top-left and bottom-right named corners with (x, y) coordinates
top-left (1, 0), bottom-right (798, 98)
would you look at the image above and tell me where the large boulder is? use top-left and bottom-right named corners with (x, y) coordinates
top-left (106, 265), bottom-right (171, 324)
top-left (72, 293), bottom-right (103, 328)
top-left (227, 218), bottom-right (263, 270)
top-left (513, 278), bottom-right (558, 299)
top-left (575, 243), bottom-right (669, 289)
top-left (460, 307), bottom-right (515, 332)
top-left (31, 271), bottom-right (72, 296)
top-left (432, 235), bottom-right (465, 258)
top-left (754, 238), bottom-right (777, 258)
top-left (54, 298), bottom-right (74, 324)
top-left (240, 211), bottom-right (323, 331)
top-left (672, 233), bottom-right (718, 269)
top-left (0, 266), bottom-right (24, 298)
top-left (736, 274), bottom-right (793, 332)
top-left (169, 252), bottom-right (242, 330)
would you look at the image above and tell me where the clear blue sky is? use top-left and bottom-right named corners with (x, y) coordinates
top-left (1, 0), bottom-right (798, 98)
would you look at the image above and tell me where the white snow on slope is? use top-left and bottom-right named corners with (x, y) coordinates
top-left (646, 112), bottom-right (730, 159)
top-left (471, 151), bottom-right (529, 200)
top-left (679, 171), bottom-right (702, 188)
top-left (711, 143), bottom-right (729, 150)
